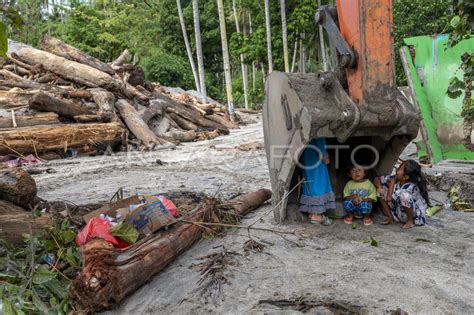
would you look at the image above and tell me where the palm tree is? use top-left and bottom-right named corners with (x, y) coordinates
top-left (280, 0), bottom-right (289, 72)
top-left (177, 0), bottom-right (200, 93)
top-left (217, 0), bottom-right (235, 117)
top-left (232, 0), bottom-right (249, 109)
top-left (192, 0), bottom-right (207, 102)
top-left (264, 0), bottom-right (273, 73)
top-left (249, 11), bottom-right (256, 91)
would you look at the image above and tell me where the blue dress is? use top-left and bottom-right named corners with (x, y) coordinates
top-left (299, 138), bottom-right (336, 214)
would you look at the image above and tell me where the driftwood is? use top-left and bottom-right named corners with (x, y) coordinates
top-left (89, 88), bottom-right (115, 112)
top-left (70, 189), bottom-right (271, 311)
top-left (0, 122), bottom-right (124, 155)
top-left (4, 64), bottom-right (30, 76)
top-left (8, 54), bottom-right (33, 70)
top-left (169, 113), bottom-right (198, 131)
top-left (29, 92), bottom-right (93, 120)
top-left (68, 90), bottom-right (93, 99)
top-left (111, 49), bottom-right (130, 68)
top-left (206, 113), bottom-right (239, 129)
top-left (0, 89), bottom-right (40, 109)
top-left (0, 112), bottom-right (59, 128)
top-left (0, 69), bottom-right (42, 89)
top-left (115, 99), bottom-right (171, 147)
top-left (16, 47), bottom-right (148, 101)
top-left (0, 168), bottom-right (37, 209)
top-left (73, 113), bottom-right (114, 123)
top-left (41, 36), bottom-right (115, 75)
top-left (0, 200), bottom-right (50, 245)
top-left (163, 129), bottom-right (196, 142)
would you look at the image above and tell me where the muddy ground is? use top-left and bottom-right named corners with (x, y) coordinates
top-left (32, 114), bottom-right (474, 314)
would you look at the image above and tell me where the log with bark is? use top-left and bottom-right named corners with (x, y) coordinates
top-left (0, 89), bottom-right (39, 109)
top-left (29, 91), bottom-right (93, 120)
top-left (89, 88), bottom-right (115, 113)
top-left (16, 47), bottom-right (148, 101)
top-left (0, 122), bottom-right (124, 155)
top-left (41, 36), bottom-right (115, 75)
top-left (111, 49), bottom-right (130, 68)
top-left (0, 112), bottom-right (59, 128)
top-left (163, 129), bottom-right (197, 142)
top-left (115, 99), bottom-right (172, 148)
top-left (0, 168), bottom-right (37, 209)
top-left (0, 200), bottom-right (50, 245)
top-left (70, 189), bottom-right (271, 311)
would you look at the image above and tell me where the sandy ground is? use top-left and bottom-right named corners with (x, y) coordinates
top-left (32, 115), bottom-right (474, 314)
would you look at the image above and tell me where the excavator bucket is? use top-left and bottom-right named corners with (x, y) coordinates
top-left (263, 0), bottom-right (421, 223)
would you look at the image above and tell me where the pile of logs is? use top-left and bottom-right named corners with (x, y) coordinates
top-left (0, 36), bottom-right (238, 158)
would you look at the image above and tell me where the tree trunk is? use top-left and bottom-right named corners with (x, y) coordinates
top-left (0, 122), bottom-right (124, 155)
top-left (115, 99), bottom-right (172, 148)
top-left (317, 0), bottom-right (328, 71)
top-left (40, 36), bottom-right (115, 75)
top-left (0, 112), bottom-right (59, 128)
top-left (0, 168), bottom-right (37, 209)
top-left (163, 129), bottom-right (197, 142)
top-left (177, 0), bottom-right (200, 93)
top-left (249, 12), bottom-right (256, 92)
top-left (0, 89), bottom-right (41, 109)
top-left (205, 113), bottom-right (239, 129)
top-left (70, 189), bottom-right (271, 312)
top-left (280, 0), bottom-right (289, 72)
top-left (29, 92), bottom-right (93, 120)
top-left (192, 0), bottom-right (207, 102)
top-left (291, 39), bottom-right (298, 72)
top-left (0, 200), bottom-right (50, 246)
top-left (232, 0), bottom-right (249, 109)
top-left (89, 88), bottom-right (116, 113)
top-left (264, 0), bottom-right (273, 73)
top-left (169, 113), bottom-right (199, 131)
top-left (217, 0), bottom-right (235, 118)
top-left (16, 48), bottom-right (148, 101)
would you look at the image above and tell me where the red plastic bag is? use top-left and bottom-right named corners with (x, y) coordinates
top-left (76, 218), bottom-right (129, 248)
top-left (157, 196), bottom-right (179, 217)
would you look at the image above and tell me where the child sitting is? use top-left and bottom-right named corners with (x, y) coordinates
top-left (343, 165), bottom-right (377, 226)
top-left (374, 159), bottom-right (430, 229)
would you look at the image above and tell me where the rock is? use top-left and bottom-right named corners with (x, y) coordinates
top-left (0, 168), bottom-right (37, 209)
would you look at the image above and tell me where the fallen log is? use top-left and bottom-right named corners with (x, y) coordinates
top-left (0, 168), bottom-right (37, 209)
top-left (29, 92), bottom-right (93, 120)
top-left (68, 89), bottom-right (93, 99)
top-left (227, 189), bottom-right (272, 216)
top-left (206, 113), bottom-right (239, 129)
top-left (74, 113), bottom-right (114, 123)
top-left (70, 189), bottom-right (271, 311)
top-left (0, 112), bottom-right (59, 128)
top-left (89, 88), bottom-right (115, 112)
top-left (0, 122), bottom-right (124, 155)
top-left (166, 104), bottom-right (229, 134)
top-left (115, 99), bottom-right (172, 147)
top-left (41, 36), bottom-right (115, 75)
top-left (8, 54), bottom-right (33, 70)
top-left (4, 64), bottom-right (30, 76)
top-left (163, 129), bottom-right (196, 142)
top-left (16, 47), bottom-right (148, 101)
top-left (0, 89), bottom-right (40, 109)
top-left (0, 200), bottom-right (50, 245)
top-left (169, 112), bottom-right (198, 131)
top-left (111, 49), bottom-right (130, 68)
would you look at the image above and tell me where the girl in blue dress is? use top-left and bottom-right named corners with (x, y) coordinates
top-left (299, 138), bottom-right (335, 225)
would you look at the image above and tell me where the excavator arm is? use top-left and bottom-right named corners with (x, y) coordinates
top-left (263, 0), bottom-right (420, 223)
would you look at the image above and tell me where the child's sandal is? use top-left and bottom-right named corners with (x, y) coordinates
top-left (343, 215), bottom-right (353, 224)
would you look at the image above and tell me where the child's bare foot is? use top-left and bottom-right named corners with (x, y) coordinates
top-left (380, 218), bottom-right (394, 225)
top-left (402, 222), bottom-right (415, 229)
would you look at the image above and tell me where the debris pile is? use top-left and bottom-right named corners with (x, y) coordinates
top-left (0, 36), bottom-right (237, 159)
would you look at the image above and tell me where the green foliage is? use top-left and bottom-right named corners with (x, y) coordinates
top-left (393, 0), bottom-right (452, 85)
top-left (110, 222), bottom-right (139, 244)
top-left (446, 0), bottom-right (473, 119)
top-left (0, 5), bottom-right (24, 57)
top-left (0, 219), bottom-right (81, 313)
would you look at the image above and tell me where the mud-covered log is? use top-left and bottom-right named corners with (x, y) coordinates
top-left (0, 168), bottom-right (37, 209)
top-left (206, 113), bottom-right (239, 129)
top-left (74, 113), bottom-right (114, 123)
top-left (68, 90), bottom-right (93, 99)
top-left (29, 92), bottom-right (93, 120)
top-left (0, 89), bottom-right (39, 109)
top-left (89, 88), bottom-right (115, 112)
top-left (0, 112), bottom-right (59, 128)
top-left (41, 36), bottom-right (115, 75)
top-left (163, 129), bottom-right (196, 142)
top-left (0, 200), bottom-right (50, 245)
top-left (115, 99), bottom-right (171, 147)
top-left (0, 122), bottom-right (124, 155)
top-left (70, 198), bottom-right (219, 311)
top-left (166, 104), bottom-right (229, 134)
top-left (169, 113), bottom-right (198, 131)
